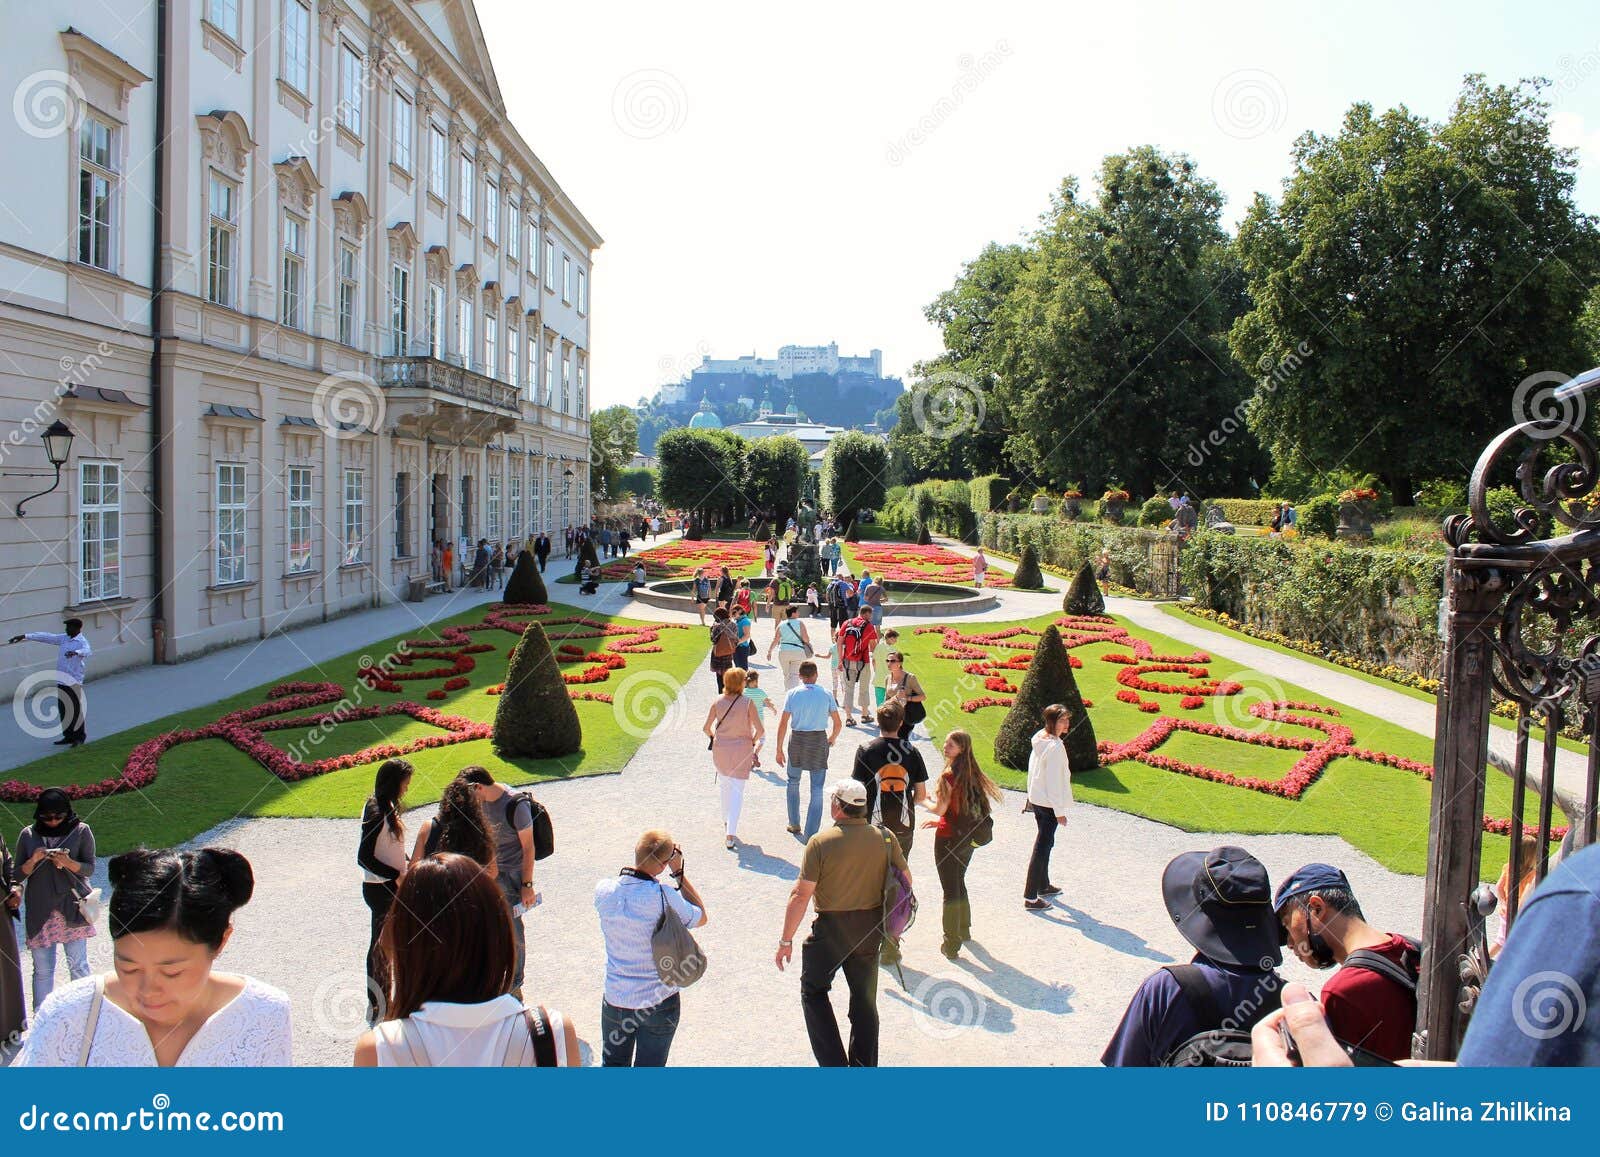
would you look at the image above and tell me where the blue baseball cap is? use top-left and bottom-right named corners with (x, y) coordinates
top-left (1273, 863), bottom-right (1352, 912)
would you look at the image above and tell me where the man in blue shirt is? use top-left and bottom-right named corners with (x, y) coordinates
top-left (9, 618), bottom-right (91, 746)
top-left (1103, 845), bottom-right (1284, 1065)
top-left (593, 829), bottom-right (708, 1066)
top-left (776, 661), bottom-right (844, 837)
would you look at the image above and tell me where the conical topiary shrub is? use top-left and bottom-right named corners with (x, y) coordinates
top-left (1013, 544), bottom-right (1044, 590)
top-left (1064, 561), bottom-right (1105, 615)
top-left (493, 622), bottom-right (582, 758)
top-left (993, 625), bottom-right (1098, 773)
top-left (915, 521), bottom-right (932, 546)
top-left (574, 539), bottom-right (599, 576)
top-left (845, 521), bottom-right (860, 543)
top-left (503, 551), bottom-right (548, 605)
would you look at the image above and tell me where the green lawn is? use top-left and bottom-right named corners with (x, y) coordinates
top-left (898, 608), bottom-right (1557, 879)
top-left (0, 601), bottom-right (709, 853)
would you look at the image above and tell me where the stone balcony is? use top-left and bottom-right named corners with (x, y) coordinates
top-left (377, 354), bottom-right (523, 445)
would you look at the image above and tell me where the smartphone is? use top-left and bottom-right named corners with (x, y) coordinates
top-left (1280, 1016), bottom-right (1398, 1067)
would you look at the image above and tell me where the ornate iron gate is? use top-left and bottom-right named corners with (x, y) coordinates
top-left (1420, 372), bottom-right (1600, 1059)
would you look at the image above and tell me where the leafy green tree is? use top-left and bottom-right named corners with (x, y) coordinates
top-left (744, 436), bottom-right (809, 520)
top-left (656, 427), bottom-right (747, 528)
top-left (821, 431), bottom-right (890, 529)
top-left (588, 405), bottom-right (639, 499)
top-left (1232, 77), bottom-right (1598, 503)
top-left (987, 148), bottom-right (1262, 499)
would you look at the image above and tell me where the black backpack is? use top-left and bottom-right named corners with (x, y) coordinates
top-left (505, 791), bottom-right (556, 861)
top-left (1160, 965), bottom-right (1281, 1067)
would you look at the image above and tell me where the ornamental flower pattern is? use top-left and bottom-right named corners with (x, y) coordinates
top-left (846, 542), bottom-right (1015, 588)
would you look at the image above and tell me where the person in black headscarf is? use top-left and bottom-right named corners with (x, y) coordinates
top-left (15, 789), bottom-right (96, 1009)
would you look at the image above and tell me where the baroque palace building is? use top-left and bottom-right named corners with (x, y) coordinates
top-left (0, 0), bottom-right (598, 697)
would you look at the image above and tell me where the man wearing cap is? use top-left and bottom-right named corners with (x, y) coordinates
top-left (775, 779), bottom-right (910, 1067)
top-left (1273, 863), bottom-right (1419, 1062)
top-left (1102, 846), bottom-right (1284, 1066)
top-left (9, 618), bottom-right (91, 746)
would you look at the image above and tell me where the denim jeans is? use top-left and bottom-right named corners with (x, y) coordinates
top-left (601, 993), bottom-right (681, 1066)
top-left (30, 939), bottom-right (90, 1010)
top-left (1025, 806), bottom-right (1060, 899)
top-left (787, 766), bottom-right (826, 835)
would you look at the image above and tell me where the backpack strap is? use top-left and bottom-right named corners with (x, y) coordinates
top-left (78, 975), bottom-right (104, 1067)
top-left (1162, 964), bottom-right (1221, 1028)
top-left (524, 1006), bottom-right (558, 1067)
top-left (1342, 948), bottom-right (1420, 994)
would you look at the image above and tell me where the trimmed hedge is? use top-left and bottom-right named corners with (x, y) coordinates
top-left (1064, 562), bottom-right (1105, 615)
top-left (493, 622), bottom-right (583, 758)
top-left (1013, 544), bottom-right (1044, 589)
top-left (503, 551), bottom-right (548, 605)
top-left (1203, 498), bottom-right (1280, 527)
top-left (971, 475), bottom-right (1012, 516)
top-left (993, 625), bottom-right (1098, 772)
top-left (980, 514), bottom-right (1180, 598)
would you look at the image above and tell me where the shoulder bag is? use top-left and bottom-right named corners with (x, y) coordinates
top-left (653, 883), bottom-right (708, 988)
top-left (78, 975), bottom-right (105, 1066)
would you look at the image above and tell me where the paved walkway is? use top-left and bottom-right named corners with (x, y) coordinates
top-left (31, 653), bottom-right (1423, 1066)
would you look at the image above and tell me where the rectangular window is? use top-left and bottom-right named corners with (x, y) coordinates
top-left (339, 45), bottom-right (364, 136)
top-left (215, 463), bottom-right (247, 585)
top-left (338, 243), bottom-right (359, 346)
top-left (458, 151), bottom-right (475, 221)
top-left (280, 213), bottom-right (305, 329)
top-left (561, 350), bottom-right (571, 412)
top-left (562, 254), bottom-right (572, 304)
top-left (287, 465), bottom-right (313, 574)
top-left (392, 90), bottom-right (414, 171)
top-left (428, 124), bottom-right (448, 199)
top-left (206, 0), bottom-right (239, 37)
top-left (484, 313), bottom-right (498, 380)
top-left (508, 203), bottom-right (521, 262)
top-left (282, 0), bottom-right (311, 94)
top-left (544, 339), bottom-right (555, 406)
top-left (459, 475), bottom-right (474, 539)
top-left (577, 268), bottom-right (588, 314)
top-left (79, 461), bottom-right (121, 601)
top-left (507, 325), bottom-right (519, 392)
top-left (394, 472), bottom-right (412, 558)
top-left (206, 172), bottom-right (236, 306)
top-left (509, 473), bottom-right (522, 540)
top-left (343, 469), bottom-right (365, 564)
top-left (389, 264), bottom-right (410, 355)
top-left (427, 282), bottom-right (445, 358)
top-left (487, 473), bottom-right (501, 542)
top-left (544, 237), bottom-right (555, 287)
top-left (77, 116), bottom-right (115, 271)
top-left (484, 181), bottom-right (499, 244)
top-left (456, 299), bottom-right (473, 367)
top-left (530, 471), bottom-right (542, 534)
top-left (577, 357), bottom-right (587, 417)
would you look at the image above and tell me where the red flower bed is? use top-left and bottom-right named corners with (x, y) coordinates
top-left (585, 539), bottom-right (764, 582)
top-left (848, 542), bottom-right (1014, 588)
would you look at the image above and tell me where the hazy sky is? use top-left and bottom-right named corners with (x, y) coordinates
top-left (477, 0), bottom-right (1600, 410)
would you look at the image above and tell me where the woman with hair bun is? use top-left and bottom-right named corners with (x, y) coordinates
top-left (14, 847), bottom-right (290, 1066)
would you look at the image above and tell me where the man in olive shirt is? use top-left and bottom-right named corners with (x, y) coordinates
top-left (775, 780), bottom-right (910, 1066)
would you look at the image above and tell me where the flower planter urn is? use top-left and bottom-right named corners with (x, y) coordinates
top-left (1102, 498), bottom-right (1126, 525)
top-left (1337, 500), bottom-right (1374, 539)
top-left (1030, 495), bottom-right (1053, 515)
top-left (1063, 500), bottom-right (1082, 521)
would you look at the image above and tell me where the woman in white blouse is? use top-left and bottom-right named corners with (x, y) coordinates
top-left (15, 847), bottom-right (290, 1066)
top-left (355, 853), bottom-right (579, 1067)
top-left (1024, 703), bottom-right (1075, 911)
top-left (358, 758), bottom-right (413, 1024)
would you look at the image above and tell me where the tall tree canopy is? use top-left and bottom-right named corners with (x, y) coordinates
top-left (1232, 76), bottom-right (1598, 502)
top-left (990, 147), bottom-right (1262, 498)
top-left (744, 436), bottom-right (810, 518)
top-left (588, 405), bottom-right (639, 499)
top-left (656, 427), bottom-right (747, 524)
top-left (821, 431), bottom-right (890, 524)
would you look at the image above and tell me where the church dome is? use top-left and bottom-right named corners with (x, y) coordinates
top-left (688, 395), bottom-right (723, 429)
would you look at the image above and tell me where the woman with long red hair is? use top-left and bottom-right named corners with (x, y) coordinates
top-left (923, 730), bottom-right (1003, 961)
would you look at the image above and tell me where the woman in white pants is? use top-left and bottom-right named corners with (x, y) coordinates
top-left (767, 605), bottom-right (814, 690)
top-left (704, 668), bottom-right (763, 850)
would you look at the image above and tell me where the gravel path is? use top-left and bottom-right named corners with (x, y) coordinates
top-left (40, 654), bottom-right (1425, 1067)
